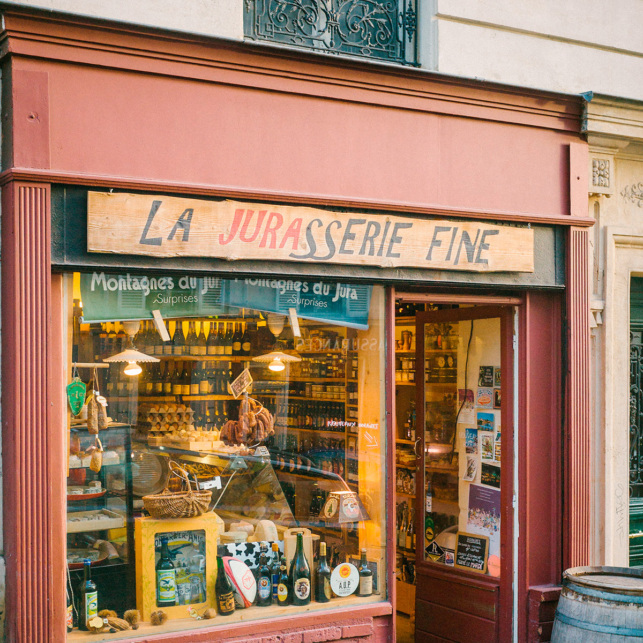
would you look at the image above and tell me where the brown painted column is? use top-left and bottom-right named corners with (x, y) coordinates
top-left (565, 226), bottom-right (591, 568)
top-left (2, 181), bottom-right (65, 642)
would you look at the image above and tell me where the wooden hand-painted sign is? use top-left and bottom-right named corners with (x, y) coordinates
top-left (87, 192), bottom-right (534, 273)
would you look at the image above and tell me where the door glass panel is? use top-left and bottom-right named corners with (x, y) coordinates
top-left (423, 318), bottom-right (502, 577)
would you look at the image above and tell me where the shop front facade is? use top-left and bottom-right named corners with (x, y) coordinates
top-left (0, 8), bottom-right (591, 643)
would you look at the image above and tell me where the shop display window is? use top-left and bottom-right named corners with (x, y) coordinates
top-left (64, 272), bottom-right (387, 639)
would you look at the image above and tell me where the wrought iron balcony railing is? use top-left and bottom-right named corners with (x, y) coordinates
top-left (244, 0), bottom-right (418, 66)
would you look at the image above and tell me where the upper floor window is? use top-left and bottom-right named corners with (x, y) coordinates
top-left (244, 0), bottom-right (418, 66)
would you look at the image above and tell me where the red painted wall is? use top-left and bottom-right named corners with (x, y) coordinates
top-left (3, 11), bottom-right (585, 224)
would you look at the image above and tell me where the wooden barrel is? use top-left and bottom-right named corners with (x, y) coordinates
top-left (552, 566), bottom-right (643, 641)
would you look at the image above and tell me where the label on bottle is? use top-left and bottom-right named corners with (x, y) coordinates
top-left (173, 345), bottom-right (183, 356)
top-left (154, 382), bottom-right (163, 394)
top-left (225, 345), bottom-right (233, 356)
top-left (163, 344), bottom-right (173, 356)
top-left (172, 383), bottom-right (182, 396)
top-left (218, 591), bottom-right (235, 613)
top-left (199, 380), bottom-right (209, 394)
top-left (84, 590), bottom-right (98, 624)
top-left (216, 346), bottom-right (225, 356)
top-left (66, 603), bottom-right (74, 631)
top-left (189, 345), bottom-right (199, 356)
top-left (164, 382), bottom-right (173, 394)
top-left (157, 570), bottom-right (177, 603)
top-left (294, 578), bottom-right (310, 600)
top-left (258, 577), bottom-right (271, 599)
top-left (242, 342), bottom-right (251, 353)
top-left (182, 384), bottom-right (190, 396)
top-left (277, 583), bottom-right (289, 602)
top-left (190, 383), bottom-right (199, 395)
top-left (323, 577), bottom-right (331, 600)
top-left (232, 342), bottom-right (241, 353)
top-left (207, 346), bottom-right (217, 356)
top-left (359, 576), bottom-right (373, 596)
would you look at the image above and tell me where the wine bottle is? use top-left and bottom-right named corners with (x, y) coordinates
top-left (196, 322), bottom-right (207, 356)
top-left (316, 542), bottom-right (331, 603)
top-left (190, 362), bottom-right (200, 396)
top-left (162, 321), bottom-right (173, 356)
top-left (199, 363), bottom-right (209, 395)
top-left (289, 532), bottom-right (311, 606)
top-left (154, 361), bottom-right (165, 394)
top-left (172, 362), bottom-right (183, 396)
top-left (256, 551), bottom-right (272, 607)
top-left (206, 321), bottom-right (217, 356)
top-left (216, 323), bottom-right (225, 357)
top-left (186, 320), bottom-right (198, 356)
top-left (78, 559), bottom-right (98, 631)
top-left (270, 543), bottom-right (281, 603)
top-left (357, 549), bottom-right (373, 597)
top-left (156, 537), bottom-right (177, 607)
top-left (241, 322), bottom-right (252, 356)
top-left (224, 323), bottom-right (234, 356)
top-left (181, 362), bottom-right (191, 396)
top-left (163, 361), bottom-right (174, 395)
top-left (172, 321), bottom-right (185, 356)
top-left (277, 556), bottom-right (291, 606)
top-left (215, 556), bottom-right (235, 616)
top-left (232, 323), bottom-right (242, 356)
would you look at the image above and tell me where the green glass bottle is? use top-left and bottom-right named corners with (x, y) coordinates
top-left (256, 551), bottom-right (272, 607)
top-left (277, 556), bottom-right (291, 606)
top-left (357, 549), bottom-right (373, 597)
top-left (78, 559), bottom-right (98, 631)
top-left (316, 542), bottom-right (331, 603)
top-left (215, 556), bottom-right (235, 616)
top-left (289, 532), bottom-right (311, 606)
top-left (156, 537), bottom-right (177, 607)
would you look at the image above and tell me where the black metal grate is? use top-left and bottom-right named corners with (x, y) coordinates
top-left (631, 328), bottom-right (643, 496)
top-left (244, 0), bottom-right (418, 66)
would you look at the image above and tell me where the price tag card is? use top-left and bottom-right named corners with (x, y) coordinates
top-left (199, 477), bottom-right (222, 490)
top-left (229, 368), bottom-right (253, 399)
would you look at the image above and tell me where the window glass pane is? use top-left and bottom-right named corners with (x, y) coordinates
top-left (65, 272), bottom-right (387, 639)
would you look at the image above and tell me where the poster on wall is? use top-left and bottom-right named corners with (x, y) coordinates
top-left (494, 431), bottom-right (501, 463)
top-left (477, 412), bottom-right (495, 432)
top-left (465, 428), bottom-right (479, 454)
top-left (464, 456), bottom-right (478, 482)
top-left (480, 433), bottom-right (494, 461)
top-left (476, 388), bottom-right (493, 409)
top-left (466, 484), bottom-right (501, 558)
top-left (481, 463), bottom-right (501, 489)
top-left (458, 389), bottom-right (475, 424)
top-left (478, 366), bottom-right (495, 387)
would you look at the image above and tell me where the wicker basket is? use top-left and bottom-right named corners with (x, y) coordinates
top-left (143, 462), bottom-right (212, 519)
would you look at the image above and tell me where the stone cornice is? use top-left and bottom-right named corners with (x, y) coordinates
top-left (583, 93), bottom-right (643, 145)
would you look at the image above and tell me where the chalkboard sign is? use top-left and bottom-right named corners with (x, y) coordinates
top-left (454, 532), bottom-right (489, 574)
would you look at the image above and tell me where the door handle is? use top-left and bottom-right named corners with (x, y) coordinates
top-left (414, 438), bottom-right (422, 459)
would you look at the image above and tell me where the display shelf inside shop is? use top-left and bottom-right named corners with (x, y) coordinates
top-left (66, 594), bottom-right (383, 641)
top-left (155, 355), bottom-right (252, 362)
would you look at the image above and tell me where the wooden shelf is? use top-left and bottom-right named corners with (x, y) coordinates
top-left (256, 394), bottom-right (345, 403)
top-left (285, 427), bottom-right (347, 435)
top-left (396, 439), bottom-right (415, 445)
top-left (261, 377), bottom-right (346, 383)
top-left (154, 355), bottom-right (251, 362)
top-left (396, 491), bottom-right (416, 499)
top-left (67, 595), bottom-right (383, 641)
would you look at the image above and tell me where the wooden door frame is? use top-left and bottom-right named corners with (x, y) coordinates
top-left (391, 293), bottom-right (516, 642)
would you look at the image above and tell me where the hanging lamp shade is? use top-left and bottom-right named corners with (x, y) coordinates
top-left (252, 351), bottom-right (301, 372)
